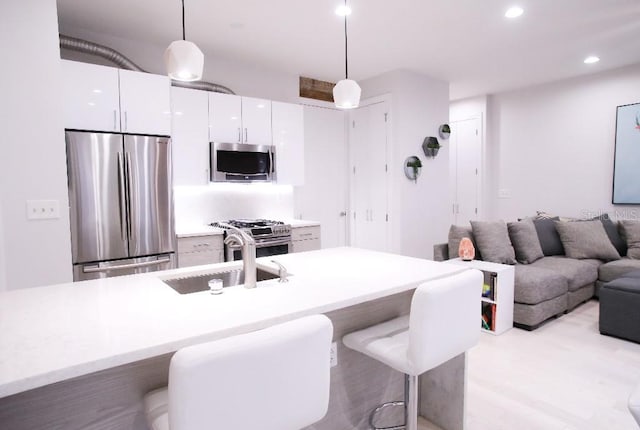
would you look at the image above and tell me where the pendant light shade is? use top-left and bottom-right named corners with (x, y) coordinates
top-left (164, 40), bottom-right (204, 81)
top-left (333, 79), bottom-right (361, 109)
top-left (334, 0), bottom-right (360, 109)
top-left (165, 0), bottom-right (204, 82)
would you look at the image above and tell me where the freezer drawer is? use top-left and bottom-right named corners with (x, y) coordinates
top-left (73, 254), bottom-right (176, 281)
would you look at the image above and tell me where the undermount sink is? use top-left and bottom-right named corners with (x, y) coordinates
top-left (163, 268), bottom-right (279, 295)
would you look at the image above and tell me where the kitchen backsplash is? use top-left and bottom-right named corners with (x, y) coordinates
top-left (174, 183), bottom-right (295, 226)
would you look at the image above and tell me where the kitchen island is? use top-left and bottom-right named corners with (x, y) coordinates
top-left (0, 247), bottom-right (472, 430)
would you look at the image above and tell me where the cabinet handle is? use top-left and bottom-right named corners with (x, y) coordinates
top-left (244, 128), bottom-right (248, 143)
top-left (124, 111), bottom-right (128, 131)
top-left (299, 233), bottom-right (313, 237)
top-left (237, 127), bottom-right (241, 143)
top-left (205, 168), bottom-right (209, 184)
top-left (113, 110), bottom-right (117, 131)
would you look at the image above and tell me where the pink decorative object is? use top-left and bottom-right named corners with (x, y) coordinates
top-left (458, 237), bottom-right (475, 261)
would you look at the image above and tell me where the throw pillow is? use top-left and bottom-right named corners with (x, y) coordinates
top-left (447, 225), bottom-right (479, 260)
top-left (619, 220), bottom-right (640, 259)
top-left (533, 217), bottom-right (565, 256)
top-left (589, 214), bottom-right (628, 256)
top-left (554, 220), bottom-right (621, 261)
top-left (470, 221), bottom-right (516, 265)
top-left (507, 219), bottom-right (544, 264)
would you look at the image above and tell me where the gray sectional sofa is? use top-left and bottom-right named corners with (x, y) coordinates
top-left (434, 215), bottom-right (640, 330)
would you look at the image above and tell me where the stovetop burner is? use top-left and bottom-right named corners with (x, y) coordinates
top-left (209, 219), bottom-right (291, 237)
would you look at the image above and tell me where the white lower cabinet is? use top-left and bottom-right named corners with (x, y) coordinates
top-left (291, 225), bottom-right (321, 253)
top-left (177, 235), bottom-right (224, 268)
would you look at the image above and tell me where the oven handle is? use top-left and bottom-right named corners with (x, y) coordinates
top-left (254, 238), bottom-right (292, 248)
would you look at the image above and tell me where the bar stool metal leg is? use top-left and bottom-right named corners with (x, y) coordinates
top-left (369, 374), bottom-right (419, 430)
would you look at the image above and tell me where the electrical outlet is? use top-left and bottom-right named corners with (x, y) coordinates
top-left (330, 342), bottom-right (338, 367)
top-left (26, 200), bottom-right (60, 220)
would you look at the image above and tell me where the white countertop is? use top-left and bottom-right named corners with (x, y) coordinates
top-left (286, 219), bottom-right (321, 228)
top-left (0, 247), bottom-right (467, 398)
top-left (175, 224), bottom-right (224, 238)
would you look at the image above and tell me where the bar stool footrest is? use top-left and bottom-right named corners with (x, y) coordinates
top-left (369, 400), bottom-right (406, 430)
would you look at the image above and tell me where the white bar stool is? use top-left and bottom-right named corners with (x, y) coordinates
top-left (143, 314), bottom-right (333, 430)
top-left (343, 270), bottom-right (482, 430)
top-left (630, 382), bottom-right (640, 426)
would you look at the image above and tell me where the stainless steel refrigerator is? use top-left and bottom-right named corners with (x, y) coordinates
top-left (66, 131), bottom-right (176, 281)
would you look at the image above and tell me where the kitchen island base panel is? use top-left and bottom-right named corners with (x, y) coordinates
top-left (0, 291), bottom-right (465, 430)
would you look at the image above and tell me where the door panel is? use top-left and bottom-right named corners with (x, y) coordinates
top-left (451, 118), bottom-right (481, 225)
top-left (118, 69), bottom-right (171, 135)
top-left (294, 106), bottom-right (348, 248)
top-left (209, 93), bottom-right (242, 143)
top-left (66, 131), bottom-right (128, 263)
top-left (124, 135), bottom-right (174, 257)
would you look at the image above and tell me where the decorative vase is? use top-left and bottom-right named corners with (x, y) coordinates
top-left (422, 136), bottom-right (441, 158)
top-left (458, 237), bottom-right (475, 261)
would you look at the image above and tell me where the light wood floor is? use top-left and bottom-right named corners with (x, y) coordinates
top-left (463, 300), bottom-right (640, 429)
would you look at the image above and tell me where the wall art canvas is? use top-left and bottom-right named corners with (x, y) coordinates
top-left (612, 102), bottom-right (640, 204)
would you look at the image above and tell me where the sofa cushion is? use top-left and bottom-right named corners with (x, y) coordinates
top-left (507, 219), bottom-right (544, 264)
top-left (471, 220), bottom-right (516, 265)
top-left (595, 216), bottom-right (627, 256)
top-left (514, 265), bottom-right (568, 304)
top-left (533, 218), bottom-right (565, 256)
top-left (619, 220), bottom-right (640, 259)
top-left (554, 220), bottom-right (621, 261)
top-left (447, 225), bottom-right (480, 260)
top-left (530, 256), bottom-right (598, 292)
top-left (598, 258), bottom-right (640, 283)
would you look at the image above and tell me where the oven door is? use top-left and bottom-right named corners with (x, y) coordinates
top-left (226, 238), bottom-right (291, 261)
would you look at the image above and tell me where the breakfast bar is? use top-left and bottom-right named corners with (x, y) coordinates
top-left (0, 248), bottom-right (472, 430)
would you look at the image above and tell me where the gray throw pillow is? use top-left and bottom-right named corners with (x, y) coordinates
top-left (533, 217), bottom-right (565, 256)
top-left (554, 220), bottom-right (621, 261)
top-left (619, 220), bottom-right (640, 259)
top-left (470, 221), bottom-right (516, 265)
top-left (507, 219), bottom-right (544, 264)
top-left (447, 225), bottom-right (479, 260)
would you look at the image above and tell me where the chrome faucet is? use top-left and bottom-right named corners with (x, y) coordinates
top-left (220, 223), bottom-right (257, 289)
top-left (270, 260), bottom-right (289, 283)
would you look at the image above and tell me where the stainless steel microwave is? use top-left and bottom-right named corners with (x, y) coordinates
top-left (210, 142), bottom-right (276, 182)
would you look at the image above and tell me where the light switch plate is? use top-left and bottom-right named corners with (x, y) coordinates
top-left (26, 200), bottom-right (60, 220)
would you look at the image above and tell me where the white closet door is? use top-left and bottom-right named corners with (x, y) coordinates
top-left (451, 117), bottom-right (481, 225)
top-left (350, 101), bottom-right (389, 252)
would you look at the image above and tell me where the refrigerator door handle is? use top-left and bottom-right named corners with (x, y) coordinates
top-left (82, 257), bottom-right (171, 273)
top-left (124, 152), bottom-right (134, 241)
top-left (117, 152), bottom-right (127, 241)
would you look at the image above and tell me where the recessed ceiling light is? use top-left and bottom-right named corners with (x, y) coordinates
top-left (505, 6), bottom-right (524, 18)
top-left (584, 56), bottom-right (600, 64)
top-left (335, 5), bottom-right (352, 16)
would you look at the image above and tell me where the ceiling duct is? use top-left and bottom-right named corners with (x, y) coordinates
top-left (59, 34), bottom-right (234, 95)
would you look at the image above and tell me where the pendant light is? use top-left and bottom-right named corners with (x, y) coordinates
top-left (333, 0), bottom-right (361, 109)
top-left (164, 0), bottom-right (204, 82)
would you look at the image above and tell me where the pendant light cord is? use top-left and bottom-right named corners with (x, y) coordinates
top-left (344, 0), bottom-right (349, 79)
top-left (181, 0), bottom-right (186, 40)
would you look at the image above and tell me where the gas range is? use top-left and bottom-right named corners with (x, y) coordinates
top-left (209, 219), bottom-right (291, 239)
top-left (210, 219), bottom-right (292, 261)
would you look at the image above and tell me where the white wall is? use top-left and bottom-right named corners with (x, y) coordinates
top-left (174, 184), bottom-right (294, 228)
top-left (360, 70), bottom-right (450, 259)
top-left (0, 0), bottom-right (73, 290)
top-left (487, 63), bottom-right (640, 221)
top-left (59, 27), bottom-right (299, 103)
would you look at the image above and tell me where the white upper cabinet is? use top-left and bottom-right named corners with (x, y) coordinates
top-left (208, 93), bottom-right (242, 143)
top-left (241, 97), bottom-right (272, 145)
top-left (119, 69), bottom-right (171, 135)
top-left (62, 60), bottom-right (120, 132)
top-left (272, 101), bottom-right (304, 185)
top-left (61, 60), bottom-right (171, 135)
top-left (209, 93), bottom-right (272, 145)
top-left (171, 87), bottom-right (210, 186)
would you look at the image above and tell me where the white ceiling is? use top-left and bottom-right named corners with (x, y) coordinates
top-left (56, 0), bottom-right (640, 100)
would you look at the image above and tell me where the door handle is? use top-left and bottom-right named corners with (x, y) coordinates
top-left (83, 257), bottom-right (171, 273)
top-left (117, 152), bottom-right (127, 241)
top-left (244, 128), bottom-right (248, 143)
top-left (339, 211), bottom-right (347, 217)
top-left (125, 152), bottom-right (134, 240)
